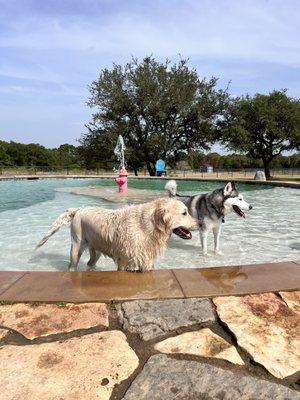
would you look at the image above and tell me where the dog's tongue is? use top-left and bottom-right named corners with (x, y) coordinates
top-left (173, 227), bottom-right (192, 240)
top-left (233, 205), bottom-right (245, 218)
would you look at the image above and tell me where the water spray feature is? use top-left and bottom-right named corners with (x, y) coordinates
top-left (114, 135), bottom-right (128, 193)
top-left (114, 135), bottom-right (126, 170)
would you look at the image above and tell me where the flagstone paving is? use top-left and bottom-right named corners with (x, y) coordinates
top-left (0, 302), bottom-right (108, 339)
top-left (214, 293), bottom-right (300, 379)
top-left (154, 328), bottom-right (244, 365)
top-left (0, 291), bottom-right (299, 399)
top-left (122, 354), bottom-right (300, 400)
top-left (0, 331), bottom-right (138, 400)
top-left (0, 328), bottom-right (8, 339)
top-left (118, 298), bottom-right (215, 340)
top-left (280, 290), bottom-right (300, 313)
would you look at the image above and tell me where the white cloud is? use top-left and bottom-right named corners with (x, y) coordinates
top-left (1, 0), bottom-right (299, 66)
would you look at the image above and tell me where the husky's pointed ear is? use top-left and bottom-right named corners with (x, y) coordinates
top-left (223, 182), bottom-right (233, 196)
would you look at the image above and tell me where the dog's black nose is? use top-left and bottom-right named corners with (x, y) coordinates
top-left (249, 205), bottom-right (253, 210)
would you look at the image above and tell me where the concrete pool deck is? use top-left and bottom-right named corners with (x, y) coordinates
top-left (0, 261), bottom-right (299, 302)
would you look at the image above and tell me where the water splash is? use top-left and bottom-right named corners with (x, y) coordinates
top-left (114, 135), bottom-right (126, 169)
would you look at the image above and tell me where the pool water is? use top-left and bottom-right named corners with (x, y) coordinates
top-left (0, 178), bottom-right (299, 271)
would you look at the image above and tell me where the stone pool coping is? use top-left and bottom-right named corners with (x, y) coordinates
top-left (0, 173), bottom-right (299, 188)
top-left (1, 261), bottom-right (299, 302)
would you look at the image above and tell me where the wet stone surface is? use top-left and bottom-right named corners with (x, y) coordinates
top-left (118, 298), bottom-right (216, 340)
top-left (122, 354), bottom-right (300, 400)
top-left (0, 331), bottom-right (139, 400)
top-left (0, 302), bottom-right (109, 339)
top-left (214, 293), bottom-right (300, 379)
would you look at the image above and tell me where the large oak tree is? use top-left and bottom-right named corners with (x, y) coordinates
top-left (82, 56), bottom-right (229, 175)
top-left (219, 90), bottom-right (300, 179)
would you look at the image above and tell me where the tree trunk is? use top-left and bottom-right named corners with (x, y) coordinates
top-left (146, 161), bottom-right (155, 176)
top-left (263, 159), bottom-right (271, 180)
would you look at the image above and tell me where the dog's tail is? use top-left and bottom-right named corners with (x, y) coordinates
top-left (165, 180), bottom-right (178, 197)
top-left (35, 208), bottom-right (80, 250)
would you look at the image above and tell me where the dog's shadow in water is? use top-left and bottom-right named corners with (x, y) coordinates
top-left (28, 251), bottom-right (70, 272)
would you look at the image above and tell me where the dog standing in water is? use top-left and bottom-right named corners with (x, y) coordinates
top-left (165, 180), bottom-right (252, 255)
top-left (36, 198), bottom-right (198, 272)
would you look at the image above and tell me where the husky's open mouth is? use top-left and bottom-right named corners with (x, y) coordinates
top-left (233, 205), bottom-right (245, 218)
top-left (173, 227), bottom-right (192, 240)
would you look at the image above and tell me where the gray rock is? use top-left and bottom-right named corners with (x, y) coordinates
top-left (118, 298), bottom-right (215, 340)
top-left (254, 171), bottom-right (266, 181)
top-left (122, 354), bottom-right (300, 400)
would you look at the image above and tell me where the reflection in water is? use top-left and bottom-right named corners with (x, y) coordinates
top-left (200, 267), bottom-right (248, 293)
top-left (67, 270), bottom-right (174, 298)
top-left (56, 187), bottom-right (159, 205)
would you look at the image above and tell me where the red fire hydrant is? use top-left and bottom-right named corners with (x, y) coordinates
top-left (115, 168), bottom-right (128, 193)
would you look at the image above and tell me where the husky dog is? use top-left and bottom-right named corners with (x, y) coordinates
top-left (165, 180), bottom-right (252, 255)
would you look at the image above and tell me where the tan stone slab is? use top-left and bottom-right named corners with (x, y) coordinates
top-left (0, 328), bottom-right (8, 340)
top-left (0, 271), bottom-right (27, 295)
top-left (0, 270), bottom-right (183, 302)
top-left (280, 290), bottom-right (300, 314)
top-left (174, 262), bottom-right (300, 298)
top-left (0, 303), bottom-right (108, 339)
top-left (0, 331), bottom-right (139, 400)
top-left (155, 328), bottom-right (244, 365)
top-left (214, 293), bottom-right (300, 379)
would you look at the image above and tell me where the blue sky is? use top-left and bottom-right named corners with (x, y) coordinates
top-left (0, 0), bottom-right (300, 148)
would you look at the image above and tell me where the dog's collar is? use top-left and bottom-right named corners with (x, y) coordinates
top-left (211, 203), bottom-right (225, 223)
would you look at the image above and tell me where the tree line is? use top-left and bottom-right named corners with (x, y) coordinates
top-left (1, 139), bottom-right (299, 172)
top-left (1, 56), bottom-right (300, 178)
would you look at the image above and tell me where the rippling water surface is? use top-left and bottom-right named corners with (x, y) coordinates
top-left (0, 178), bottom-right (299, 271)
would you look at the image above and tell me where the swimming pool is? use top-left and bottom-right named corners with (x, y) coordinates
top-left (0, 178), bottom-right (299, 271)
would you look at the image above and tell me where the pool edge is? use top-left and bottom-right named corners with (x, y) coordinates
top-left (1, 261), bottom-right (299, 303)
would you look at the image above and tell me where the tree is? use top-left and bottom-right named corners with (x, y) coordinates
top-left (53, 144), bottom-right (80, 169)
top-left (0, 141), bottom-right (12, 166)
top-left (219, 90), bottom-right (300, 179)
top-left (84, 56), bottom-right (229, 175)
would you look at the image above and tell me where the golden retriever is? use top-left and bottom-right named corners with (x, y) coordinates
top-left (36, 198), bottom-right (198, 272)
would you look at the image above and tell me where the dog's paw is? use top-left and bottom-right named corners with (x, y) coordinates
top-left (214, 250), bottom-right (223, 255)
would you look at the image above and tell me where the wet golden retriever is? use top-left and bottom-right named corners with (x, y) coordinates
top-left (36, 198), bottom-right (198, 272)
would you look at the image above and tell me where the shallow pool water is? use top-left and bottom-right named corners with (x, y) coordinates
top-left (0, 178), bottom-right (299, 271)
